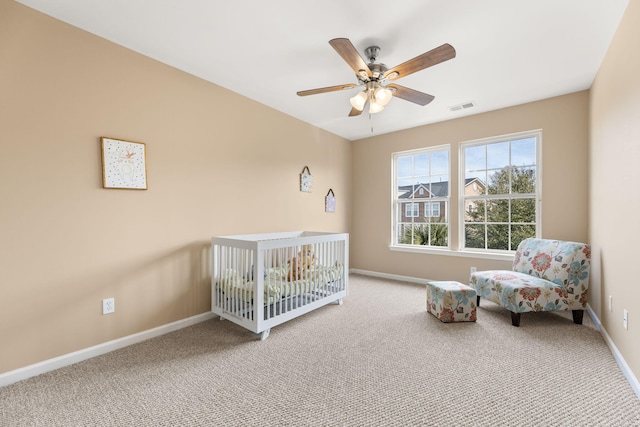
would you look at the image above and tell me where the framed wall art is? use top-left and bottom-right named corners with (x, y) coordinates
top-left (325, 189), bottom-right (336, 213)
top-left (300, 166), bottom-right (312, 192)
top-left (101, 137), bottom-right (148, 190)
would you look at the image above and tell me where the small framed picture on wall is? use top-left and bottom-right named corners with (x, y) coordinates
top-left (300, 166), bottom-right (312, 192)
top-left (101, 137), bottom-right (148, 190)
top-left (325, 189), bottom-right (336, 213)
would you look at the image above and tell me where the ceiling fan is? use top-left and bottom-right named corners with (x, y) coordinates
top-left (297, 38), bottom-right (456, 116)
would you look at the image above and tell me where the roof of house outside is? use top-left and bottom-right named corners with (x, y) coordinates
top-left (398, 178), bottom-right (484, 199)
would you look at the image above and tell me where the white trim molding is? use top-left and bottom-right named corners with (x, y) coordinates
top-left (0, 311), bottom-right (215, 388)
top-left (389, 244), bottom-right (515, 261)
top-left (586, 304), bottom-right (640, 400)
top-left (350, 268), bottom-right (435, 285)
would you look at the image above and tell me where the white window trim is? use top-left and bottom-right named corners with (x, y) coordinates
top-left (426, 201), bottom-right (440, 218)
top-left (389, 130), bottom-right (541, 261)
top-left (404, 202), bottom-right (419, 218)
top-left (457, 129), bottom-right (542, 253)
top-left (388, 244), bottom-right (516, 261)
top-left (391, 144), bottom-right (451, 249)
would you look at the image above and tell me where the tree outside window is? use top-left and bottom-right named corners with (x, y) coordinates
top-left (462, 133), bottom-right (540, 251)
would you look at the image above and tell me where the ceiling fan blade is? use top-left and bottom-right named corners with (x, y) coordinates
top-left (329, 38), bottom-right (372, 79)
top-left (387, 84), bottom-right (435, 106)
top-left (348, 106), bottom-right (364, 117)
top-left (297, 83), bottom-right (356, 97)
top-left (384, 43), bottom-right (456, 81)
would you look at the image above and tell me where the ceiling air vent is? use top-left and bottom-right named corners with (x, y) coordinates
top-left (449, 101), bottom-right (476, 112)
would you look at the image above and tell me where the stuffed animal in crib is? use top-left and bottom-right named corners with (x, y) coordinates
top-left (287, 245), bottom-right (316, 281)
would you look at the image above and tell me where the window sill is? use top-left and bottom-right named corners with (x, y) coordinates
top-left (388, 245), bottom-right (515, 261)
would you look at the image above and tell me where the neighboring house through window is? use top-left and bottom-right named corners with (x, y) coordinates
top-left (393, 146), bottom-right (450, 248)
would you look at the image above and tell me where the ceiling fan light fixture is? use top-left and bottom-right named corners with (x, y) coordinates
top-left (350, 90), bottom-right (368, 111)
top-left (369, 98), bottom-right (384, 114)
top-left (374, 86), bottom-right (393, 106)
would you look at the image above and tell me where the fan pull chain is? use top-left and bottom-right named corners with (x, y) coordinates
top-left (369, 112), bottom-right (374, 133)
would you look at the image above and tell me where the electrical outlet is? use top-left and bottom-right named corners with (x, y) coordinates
top-left (609, 296), bottom-right (613, 312)
top-left (102, 298), bottom-right (115, 315)
top-left (470, 266), bottom-right (477, 274)
top-left (623, 309), bottom-right (628, 330)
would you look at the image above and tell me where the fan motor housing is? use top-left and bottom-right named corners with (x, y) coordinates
top-left (358, 46), bottom-right (388, 82)
top-left (364, 46), bottom-right (380, 62)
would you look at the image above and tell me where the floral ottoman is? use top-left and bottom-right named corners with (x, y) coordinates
top-left (426, 281), bottom-right (477, 323)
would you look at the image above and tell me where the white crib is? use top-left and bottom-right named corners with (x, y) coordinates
top-left (211, 231), bottom-right (348, 340)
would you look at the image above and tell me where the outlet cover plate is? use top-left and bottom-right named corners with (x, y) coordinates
top-left (102, 298), bottom-right (115, 315)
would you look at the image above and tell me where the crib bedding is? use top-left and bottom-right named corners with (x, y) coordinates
top-left (217, 262), bottom-right (344, 304)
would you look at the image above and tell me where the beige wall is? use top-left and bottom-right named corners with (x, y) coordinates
top-left (2, 0), bottom-right (636, 387)
top-left (351, 91), bottom-right (589, 284)
top-left (0, 1), bottom-right (351, 374)
top-left (590, 0), bottom-right (639, 380)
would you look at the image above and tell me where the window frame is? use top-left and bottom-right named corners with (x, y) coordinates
top-left (458, 130), bottom-right (542, 254)
top-left (404, 202), bottom-right (419, 218)
top-left (424, 201), bottom-right (440, 218)
top-left (391, 144), bottom-right (451, 249)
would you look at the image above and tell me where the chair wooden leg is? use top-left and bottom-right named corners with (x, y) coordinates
top-left (510, 311), bottom-right (521, 327)
top-left (572, 309), bottom-right (584, 325)
top-left (476, 295), bottom-right (481, 306)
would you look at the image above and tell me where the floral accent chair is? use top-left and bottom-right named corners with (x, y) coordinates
top-left (470, 238), bottom-right (590, 326)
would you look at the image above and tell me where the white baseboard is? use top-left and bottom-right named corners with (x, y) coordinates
top-left (350, 268), bottom-right (434, 285)
top-left (0, 311), bottom-right (216, 388)
top-left (351, 268), bottom-right (640, 401)
top-left (586, 305), bottom-right (640, 400)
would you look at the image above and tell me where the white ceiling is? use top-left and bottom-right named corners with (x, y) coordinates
top-left (17, 0), bottom-right (628, 141)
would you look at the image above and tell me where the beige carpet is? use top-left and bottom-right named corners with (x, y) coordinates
top-left (1, 274), bottom-right (639, 426)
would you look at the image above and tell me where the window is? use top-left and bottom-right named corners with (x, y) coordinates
top-left (424, 202), bottom-right (440, 217)
top-left (393, 146), bottom-right (450, 248)
top-left (405, 203), bottom-right (419, 218)
top-left (461, 131), bottom-right (540, 252)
